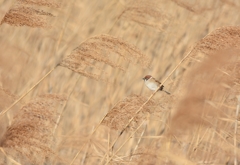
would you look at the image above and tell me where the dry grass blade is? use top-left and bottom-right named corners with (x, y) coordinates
top-left (120, 0), bottom-right (170, 30)
top-left (190, 26), bottom-right (240, 57)
top-left (101, 94), bottom-right (161, 132)
top-left (60, 34), bottom-right (150, 81)
top-left (0, 94), bottom-right (66, 165)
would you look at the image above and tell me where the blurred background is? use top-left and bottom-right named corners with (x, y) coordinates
top-left (0, 0), bottom-right (240, 164)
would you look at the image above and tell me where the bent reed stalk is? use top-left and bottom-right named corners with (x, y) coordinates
top-left (0, 64), bottom-right (58, 118)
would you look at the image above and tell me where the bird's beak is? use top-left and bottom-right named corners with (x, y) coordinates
top-left (142, 78), bottom-right (145, 80)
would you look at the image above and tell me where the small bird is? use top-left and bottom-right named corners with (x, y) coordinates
top-left (142, 75), bottom-right (170, 94)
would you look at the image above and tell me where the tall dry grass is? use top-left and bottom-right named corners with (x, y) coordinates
top-left (0, 0), bottom-right (240, 164)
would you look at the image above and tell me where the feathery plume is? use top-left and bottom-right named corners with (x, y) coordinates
top-left (17, 0), bottom-right (60, 8)
top-left (191, 26), bottom-right (240, 57)
top-left (102, 94), bottom-right (161, 132)
top-left (0, 87), bottom-right (21, 147)
top-left (0, 94), bottom-right (66, 164)
top-left (1, 5), bottom-right (53, 27)
top-left (60, 34), bottom-right (150, 81)
top-left (1, 0), bottom-right (59, 27)
top-left (120, 0), bottom-right (170, 30)
top-left (170, 50), bottom-right (240, 134)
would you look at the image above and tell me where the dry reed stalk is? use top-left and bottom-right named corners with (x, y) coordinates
top-left (0, 87), bottom-right (18, 108)
top-left (103, 121), bottom-right (145, 165)
top-left (0, 94), bottom-right (66, 164)
top-left (101, 94), bottom-right (161, 132)
top-left (52, 75), bottom-right (81, 135)
top-left (119, 0), bottom-right (170, 30)
top-left (234, 95), bottom-right (240, 165)
top-left (0, 66), bottom-right (58, 118)
top-left (60, 34), bottom-right (150, 81)
top-left (129, 123), bottom-right (147, 162)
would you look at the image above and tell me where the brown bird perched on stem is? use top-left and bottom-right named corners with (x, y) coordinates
top-left (142, 75), bottom-right (170, 94)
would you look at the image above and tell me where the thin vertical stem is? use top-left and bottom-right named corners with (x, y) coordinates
top-left (53, 75), bottom-right (81, 135)
top-left (234, 95), bottom-right (240, 165)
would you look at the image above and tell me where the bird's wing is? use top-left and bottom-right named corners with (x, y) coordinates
top-left (155, 79), bottom-right (164, 88)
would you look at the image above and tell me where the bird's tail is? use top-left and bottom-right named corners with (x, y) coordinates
top-left (162, 89), bottom-right (170, 95)
top-left (158, 85), bottom-right (170, 94)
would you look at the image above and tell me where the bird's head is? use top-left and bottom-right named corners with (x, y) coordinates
top-left (142, 75), bottom-right (152, 81)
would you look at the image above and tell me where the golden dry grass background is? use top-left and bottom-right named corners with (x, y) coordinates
top-left (0, 0), bottom-right (240, 164)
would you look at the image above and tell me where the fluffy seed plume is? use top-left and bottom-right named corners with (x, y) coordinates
top-left (1, 5), bottom-right (53, 27)
top-left (0, 87), bottom-right (22, 144)
top-left (17, 0), bottom-right (60, 8)
top-left (101, 94), bottom-right (161, 132)
top-left (120, 0), bottom-right (170, 30)
top-left (170, 50), bottom-right (240, 134)
top-left (0, 94), bottom-right (66, 164)
top-left (60, 34), bottom-right (150, 81)
top-left (190, 26), bottom-right (240, 57)
top-left (1, 0), bottom-right (59, 27)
